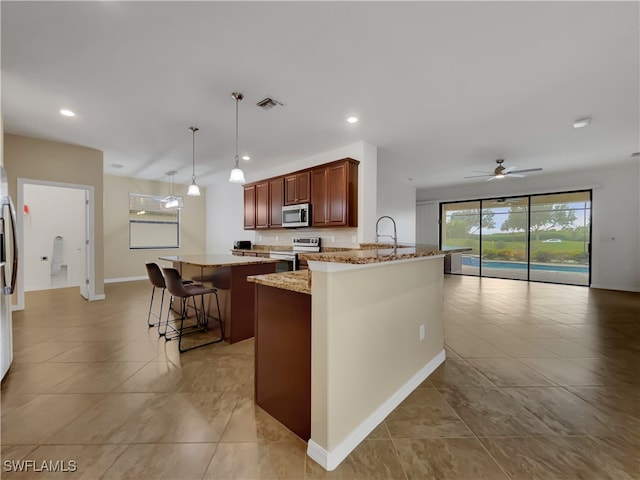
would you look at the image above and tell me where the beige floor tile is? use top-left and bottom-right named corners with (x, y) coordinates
top-left (12, 341), bottom-right (86, 363)
top-left (484, 337), bottom-right (557, 357)
top-left (428, 357), bottom-right (495, 389)
top-left (0, 362), bottom-right (92, 393)
top-left (466, 357), bottom-right (557, 387)
top-left (131, 391), bottom-right (239, 443)
top-left (566, 385), bottom-right (640, 419)
top-left (438, 387), bottom-right (555, 436)
top-left (220, 394), bottom-right (300, 443)
top-left (102, 443), bottom-right (217, 480)
top-left (47, 362), bottom-right (146, 393)
top-left (47, 342), bottom-right (129, 363)
top-left (517, 356), bottom-right (609, 386)
top-left (305, 439), bottom-right (406, 479)
top-left (43, 393), bottom-right (159, 444)
top-left (1, 444), bottom-right (38, 463)
top-left (112, 361), bottom-right (186, 393)
top-left (528, 337), bottom-right (600, 357)
top-left (480, 435), bottom-right (640, 480)
top-left (1, 394), bottom-right (101, 444)
top-left (203, 441), bottom-right (306, 479)
top-left (444, 336), bottom-right (508, 358)
top-left (393, 437), bottom-right (508, 480)
top-left (386, 389), bottom-right (472, 439)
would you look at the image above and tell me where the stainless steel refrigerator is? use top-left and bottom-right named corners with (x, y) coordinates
top-left (1, 166), bottom-right (18, 379)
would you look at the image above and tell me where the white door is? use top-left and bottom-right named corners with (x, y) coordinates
top-left (80, 190), bottom-right (89, 300)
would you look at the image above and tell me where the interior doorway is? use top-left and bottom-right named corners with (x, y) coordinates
top-left (16, 179), bottom-right (96, 310)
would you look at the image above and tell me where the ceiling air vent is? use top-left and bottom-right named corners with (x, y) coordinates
top-left (256, 97), bottom-right (283, 110)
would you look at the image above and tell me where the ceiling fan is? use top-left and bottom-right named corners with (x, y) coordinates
top-left (465, 159), bottom-right (543, 181)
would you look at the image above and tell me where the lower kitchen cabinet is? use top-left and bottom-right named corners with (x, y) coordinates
top-left (254, 284), bottom-right (311, 440)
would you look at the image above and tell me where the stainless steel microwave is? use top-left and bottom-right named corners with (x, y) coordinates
top-left (282, 203), bottom-right (311, 228)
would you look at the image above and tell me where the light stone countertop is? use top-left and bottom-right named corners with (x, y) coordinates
top-left (159, 254), bottom-right (278, 267)
top-left (298, 244), bottom-right (471, 265)
top-left (247, 270), bottom-right (311, 295)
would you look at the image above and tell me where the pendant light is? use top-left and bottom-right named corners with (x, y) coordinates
top-left (228, 92), bottom-right (246, 184)
top-left (187, 126), bottom-right (201, 196)
top-left (164, 170), bottom-right (183, 210)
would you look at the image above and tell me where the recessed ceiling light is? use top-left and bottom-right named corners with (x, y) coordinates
top-left (110, 163), bottom-right (123, 169)
top-left (346, 116), bottom-right (358, 124)
top-left (242, 155), bottom-right (251, 161)
top-left (573, 117), bottom-right (591, 128)
top-left (59, 109), bottom-right (76, 117)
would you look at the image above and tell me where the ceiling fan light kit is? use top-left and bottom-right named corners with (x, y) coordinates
top-left (464, 158), bottom-right (543, 181)
top-left (573, 117), bottom-right (592, 128)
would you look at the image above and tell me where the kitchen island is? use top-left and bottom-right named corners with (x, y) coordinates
top-left (159, 254), bottom-right (277, 344)
top-left (248, 246), bottom-right (446, 471)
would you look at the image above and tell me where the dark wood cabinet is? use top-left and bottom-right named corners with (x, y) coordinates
top-left (284, 171), bottom-right (311, 205)
top-left (243, 185), bottom-right (256, 229)
top-left (255, 181), bottom-right (269, 229)
top-left (243, 158), bottom-right (358, 230)
top-left (269, 177), bottom-right (284, 228)
top-left (311, 158), bottom-right (359, 227)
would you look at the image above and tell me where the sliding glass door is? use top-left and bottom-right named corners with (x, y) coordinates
top-left (440, 190), bottom-right (591, 286)
top-left (528, 192), bottom-right (591, 285)
top-left (481, 197), bottom-right (529, 280)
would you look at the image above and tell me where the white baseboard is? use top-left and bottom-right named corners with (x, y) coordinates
top-left (104, 276), bottom-right (147, 284)
top-left (307, 349), bottom-right (446, 471)
top-left (89, 294), bottom-right (106, 301)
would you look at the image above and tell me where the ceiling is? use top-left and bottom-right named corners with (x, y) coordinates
top-left (2, 2), bottom-right (638, 192)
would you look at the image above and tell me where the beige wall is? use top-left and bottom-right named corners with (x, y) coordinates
top-left (104, 175), bottom-right (206, 280)
top-left (4, 134), bottom-right (105, 297)
top-left (309, 256), bottom-right (444, 466)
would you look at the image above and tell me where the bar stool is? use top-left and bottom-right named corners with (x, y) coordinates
top-left (145, 262), bottom-right (167, 331)
top-left (162, 267), bottom-right (224, 353)
top-left (144, 262), bottom-right (193, 336)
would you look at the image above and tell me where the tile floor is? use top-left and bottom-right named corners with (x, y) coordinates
top-left (1, 276), bottom-right (639, 479)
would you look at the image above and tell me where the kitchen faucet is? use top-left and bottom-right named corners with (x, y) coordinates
top-left (375, 216), bottom-right (398, 250)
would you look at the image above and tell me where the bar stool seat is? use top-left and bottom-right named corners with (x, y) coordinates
top-left (161, 267), bottom-right (224, 352)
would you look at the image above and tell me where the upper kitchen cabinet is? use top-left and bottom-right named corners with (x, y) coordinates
top-left (255, 181), bottom-right (270, 229)
top-left (311, 158), bottom-right (359, 227)
top-left (284, 171), bottom-right (311, 205)
top-left (244, 178), bottom-right (283, 230)
top-left (269, 176), bottom-right (284, 228)
top-left (244, 184), bottom-right (256, 229)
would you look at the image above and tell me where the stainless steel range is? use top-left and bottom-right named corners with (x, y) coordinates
top-left (269, 237), bottom-right (321, 271)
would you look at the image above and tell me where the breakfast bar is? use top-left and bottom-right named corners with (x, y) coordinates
top-left (248, 245), bottom-right (447, 471)
top-left (160, 254), bottom-right (277, 344)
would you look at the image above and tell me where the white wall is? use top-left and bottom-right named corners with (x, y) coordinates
top-left (416, 159), bottom-right (640, 292)
top-left (416, 202), bottom-right (439, 245)
top-left (23, 184), bottom-right (86, 291)
top-left (206, 141), bottom-right (378, 252)
top-left (377, 154), bottom-right (417, 244)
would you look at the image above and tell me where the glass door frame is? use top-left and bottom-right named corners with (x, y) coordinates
top-left (439, 189), bottom-right (592, 287)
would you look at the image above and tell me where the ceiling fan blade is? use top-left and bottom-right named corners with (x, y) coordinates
top-left (486, 176), bottom-right (497, 182)
top-left (510, 168), bottom-right (543, 174)
top-left (464, 174), bottom-right (493, 178)
top-left (505, 173), bottom-right (526, 178)
top-left (503, 165), bottom-right (519, 173)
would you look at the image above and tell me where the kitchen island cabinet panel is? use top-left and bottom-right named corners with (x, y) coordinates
top-left (254, 283), bottom-right (311, 440)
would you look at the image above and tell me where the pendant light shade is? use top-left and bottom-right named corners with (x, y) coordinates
top-left (187, 126), bottom-right (201, 196)
top-left (229, 92), bottom-right (246, 184)
top-left (164, 170), bottom-right (183, 210)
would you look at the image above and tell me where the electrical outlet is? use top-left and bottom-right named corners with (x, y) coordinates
top-left (419, 324), bottom-right (425, 341)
